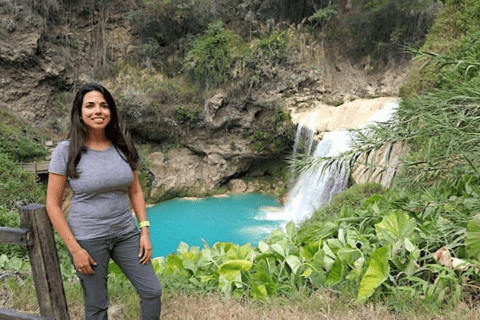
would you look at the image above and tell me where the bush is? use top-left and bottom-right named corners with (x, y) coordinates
top-left (400, 0), bottom-right (480, 97)
top-left (0, 153), bottom-right (47, 258)
top-left (174, 106), bottom-right (200, 129)
top-left (0, 153), bottom-right (46, 210)
top-left (247, 30), bottom-right (289, 71)
top-left (272, 105), bottom-right (295, 154)
top-left (0, 109), bottom-right (48, 162)
top-left (184, 21), bottom-right (241, 86)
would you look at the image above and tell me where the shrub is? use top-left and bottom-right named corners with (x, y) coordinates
top-left (247, 30), bottom-right (289, 71)
top-left (0, 110), bottom-right (48, 162)
top-left (174, 106), bottom-right (200, 129)
top-left (272, 105), bottom-right (295, 154)
top-left (184, 21), bottom-right (241, 86)
top-left (0, 153), bottom-right (46, 209)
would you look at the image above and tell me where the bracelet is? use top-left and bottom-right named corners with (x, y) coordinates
top-left (139, 221), bottom-right (150, 228)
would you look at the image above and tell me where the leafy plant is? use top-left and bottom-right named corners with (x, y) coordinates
top-left (174, 106), bottom-right (200, 129)
top-left (184, 21), bottom-right (241, 86)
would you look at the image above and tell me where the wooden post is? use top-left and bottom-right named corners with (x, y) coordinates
top-left (0, 308), bottom-right (52, 320)
top-left (18, 204), bottom-right (70, 320)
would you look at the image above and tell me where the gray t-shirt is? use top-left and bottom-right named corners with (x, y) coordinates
top-left (49, 140), bottom-right (137, 240)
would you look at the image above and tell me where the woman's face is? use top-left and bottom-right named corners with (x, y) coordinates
top-left (81, 91), bottom-right (111, 133)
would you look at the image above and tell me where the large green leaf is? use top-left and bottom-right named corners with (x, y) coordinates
top-left (177, 241), bottom-right (189, 254)
top-left (270, 243), bottom-right (285, 258)
top-left (286, 221), bottom-right (297, 242)
top-left (214, 242), bottom-right (234, 255)
top-left (307, 249), bottom-right (325, 273)
top-left (258, 240), bottom-right (269, 253)
top-left (183, 260), bottom-right (197, 274)
top-left (151, 257), bottom-right (167, 273)
top-left (357, 246), bottom-right (391, 303)
top-left (250, 260), bottom-right (277, 295)
top-left (323, 243), bottom-right (336, 271)
top-left (202, 248), bottom-right (213, 261)
top-left (302, 242), bottom-right (320, 259)
top-left (346, 257), bottom-right (365, 282)
top-left (375, 210), bottom-right (416, 244)
top-left (238, 243), bottom-right (254, 260)
top-left (466, 214), bottom-right (480, 259)
top-left (251, 283), bottom-right (268, 300)
top-left (166, 254), bottom-right (184, 271)
top-left (0, 254), bottom-right (8, 268)
top-left (326, 258), bottom-right (344, 286)
top-left (5, 256), bottom-right (22, 271)
top-left (337, 246), bottom-right (359, 264)
top-left (285, 255), bottom-right (302, 274)
top-left (218, 260), bottom-right (253, 282)
top-left (268, 229), bottom-right (287, 243)
top-left (218, 274), bottom-right (232, 293)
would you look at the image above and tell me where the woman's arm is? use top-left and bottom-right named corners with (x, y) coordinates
top-left (128, 170), bottom-right (152, 264)
top-left (46, 173), bottom-right (96, 274)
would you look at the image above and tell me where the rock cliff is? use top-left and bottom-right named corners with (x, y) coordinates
top-left (0, 0), bottom-right (410, 201)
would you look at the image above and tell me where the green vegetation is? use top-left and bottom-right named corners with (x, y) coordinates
top-left (0, 109), bottom-right (48, 258)
top-left (0, 109), bottom-right (48, 162)
top-left (184, 21), bottom-right (240, 87)
top-left (400, 0), bottom-right (480, 97)
top-left (174, 106), bottom-right (200, 129)
top-left (281, 0), bottom-right (480, 309)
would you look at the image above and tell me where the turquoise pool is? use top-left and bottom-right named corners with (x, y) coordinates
top-left (146, 194), bottom-right (283, 258)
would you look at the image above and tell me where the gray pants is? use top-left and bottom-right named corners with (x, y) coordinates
top-left (76, 230), bottom-right (162, 320)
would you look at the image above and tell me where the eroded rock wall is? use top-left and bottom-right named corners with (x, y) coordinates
top-left (0, 0), bottom-right (411, 200)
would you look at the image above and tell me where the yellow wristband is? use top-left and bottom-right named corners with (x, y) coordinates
top-left (139, 221), bottom-right (150, 228)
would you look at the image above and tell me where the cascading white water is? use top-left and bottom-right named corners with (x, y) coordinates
top-left (284, 129), bottom-right (352, 223)
top-left (292, 112), bottom-right (318, 155)
top-left (262, 101), bottom-right (399, 225)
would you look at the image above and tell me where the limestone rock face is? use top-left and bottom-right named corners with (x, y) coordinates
top-left (148, 148), bottom-right (250, 200)
top-left (0, 1), bottom-right (412, 199)
top-left (0, 1), bottom-right (135, 124)
top-left (288, 97), bottom-right (399, 140)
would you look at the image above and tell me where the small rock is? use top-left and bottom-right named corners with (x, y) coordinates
top-left (108, 305), bottom-right (124, 319)
top-left (228, 179), bottom-right (247, 193)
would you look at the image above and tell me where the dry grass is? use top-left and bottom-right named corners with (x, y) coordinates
top-left (161, 293), bottom-right (480, 320)
top-left (162, 293), bottom-right (394, 320)
top-left (2, 275), bottom-right (480, 320)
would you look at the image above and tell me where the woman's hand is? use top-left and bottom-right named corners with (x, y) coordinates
top-left (139, 229), bottom-right (152, 264)
top-left (72, 247), bottom-right (97, 274)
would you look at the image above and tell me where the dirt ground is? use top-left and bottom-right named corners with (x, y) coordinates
top-left (3, 291), bottom-right (480, 320)
top-left (160, 294), bottom-right (480, 320)
top-left (162, 295), bottom-right (395, 320)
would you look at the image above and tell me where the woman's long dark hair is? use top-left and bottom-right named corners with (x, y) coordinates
top-left (67, 82), bottom-right (139, 179)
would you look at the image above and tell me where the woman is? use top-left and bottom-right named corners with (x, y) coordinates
top-left (46, 83), bottom-right (162, 320)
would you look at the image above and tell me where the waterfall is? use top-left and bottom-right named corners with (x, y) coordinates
top-left (263, 101), bottom-right (399, 224)
top-left (292, 112), bottom-right (319, 155)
